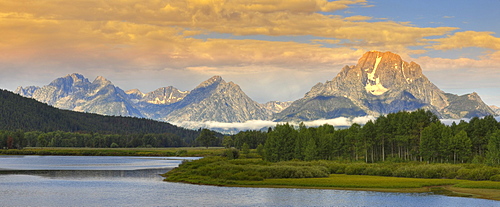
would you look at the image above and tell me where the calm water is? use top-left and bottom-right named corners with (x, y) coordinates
top-left (0, 156), bottom-right (498, 206)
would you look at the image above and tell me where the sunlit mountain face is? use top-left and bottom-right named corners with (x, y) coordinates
top-left (15, 51), bottom-right (495, 133)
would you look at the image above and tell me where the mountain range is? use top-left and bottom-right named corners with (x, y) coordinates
top-left (274, 51), bottom-right (495, 121)
top-left (15, 51), bottom-right (496, 129)
top-left (0, 88), bottom-right (201, 140)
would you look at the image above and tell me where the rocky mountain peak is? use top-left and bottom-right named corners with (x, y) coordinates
top-left (357, 51), bottom-right (403, 70)
top-left (468, 92), bottom-right (481, 100)
top-left (125, 89), bottom-right (145, 100)
top-left (126, 89), bottom-right (144, 96)
top-left (262, 101), bottom-right (293, 113)
top-left (49, 73), bottom-right (89, 88)
top-left (341, 51), bottom-right (425, 96)
top-left (68, 73), bottom-right (87, 83)
top-left (141, 86), bottom-right (189, 105)
top-left (195, 76), bottom-right (225, 89)
top-left (14, 86), bottom-right (40, 97)
top-left (93, 76), bottom-right (112, 85)
top-left (275, 51), bottom-right (495, 121)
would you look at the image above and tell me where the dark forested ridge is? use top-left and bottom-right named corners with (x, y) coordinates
top-left (0, 89), bottom-right (217, 148)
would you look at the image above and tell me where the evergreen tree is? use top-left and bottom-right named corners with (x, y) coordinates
top-left (196, 129), bottom-right (217, 148)
top-left (486, 130), bottom-right (500, 165)
top-left (449, 130), bottom-right (472, 163)
top-left (222, 136), bottom-right (233, 148)
top-left (440, 126), bottom-right (453, 163)
top-left (241, 143), bottom-right (250, 154)
top-left (304, 136), bottom-right (317, 161)
top-left (361, 120), bottom-right (376, 163)
top-left (264, 123), bottom-right (297, 162)
top-left (420, 123), bottom-right (443, 163)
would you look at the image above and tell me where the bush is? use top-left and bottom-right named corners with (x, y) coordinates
top-left (175, 150), bottom-right (187, 156)
top-left (260, 165), bottom-right (329, 178)
top-left (457, 167), bottom-right (500, 180)
top-left (221, 148), bottom-right (240, 159)
top-left (313, 161), bottom-right (348, 174)
top-left (490, 174), bottom-right (500, 181)
top-left (345, 164), bottom-right (368, 175)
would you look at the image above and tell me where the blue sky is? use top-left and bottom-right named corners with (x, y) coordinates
top-left (0, 0), bottom-right (499, 105)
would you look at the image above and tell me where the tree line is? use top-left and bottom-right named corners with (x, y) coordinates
top-left (0, 89), bottom-right (212, 145)
top-left (225, 109), bottom-right (500, 165)
top-left (0, 130), bottom-right (193, 148)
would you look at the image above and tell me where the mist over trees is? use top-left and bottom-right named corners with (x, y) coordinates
top-left (2, 87), bottom-right (500, 166)
top-left (227, 109), bottom-right (500, 165)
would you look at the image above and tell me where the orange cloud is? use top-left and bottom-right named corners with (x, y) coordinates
top-left (0, 0), bottom-right (457, 49)
top-left (1, 0), bottom-right (494, 75)
top-left (430, 31), bottom-right (500, 50)
top-left (416, 51), bottom-right (500, 71)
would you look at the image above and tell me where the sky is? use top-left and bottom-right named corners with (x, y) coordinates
top-left (1, 0), bottom-right (500, 105)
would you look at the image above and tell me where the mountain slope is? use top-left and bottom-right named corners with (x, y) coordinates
top-left (261, 101), bottom-right (293, 114)
top-left (16, 74), bottom-right (273, 126)
top-left (160, 76), bottom-right (272, 123)
top-left (126, 86), bottom-right (189, 105)
top-left (15, 73), bottom-right (142, 117)
top-left (275, 51), bottom-right (495, 121)
top-left (0, 89), bottom-right (200, 138)
top-left (490, 105), bottom-right (500, 115)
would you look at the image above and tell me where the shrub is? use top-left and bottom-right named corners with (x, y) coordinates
top-left (457, 167), bottom-right (500, 180)
top-left (345, 164), bottom-right (367, 175)
top-left (260, 165), bottom-right (329, 178)
top-left (490, 174), bottom-right (500, 181)
top-left (221, 148), bottom-right (240, 159)
top-left (175, 150), bottom-right (187, 156)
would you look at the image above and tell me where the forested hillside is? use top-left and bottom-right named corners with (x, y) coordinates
top-left (0, 89), bottom-right (212, 148)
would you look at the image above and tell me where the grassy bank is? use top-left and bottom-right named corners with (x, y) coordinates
top-left (162, 157), bottom-right (500, 201)
top-left (0, 147), bottom-right (225, 157)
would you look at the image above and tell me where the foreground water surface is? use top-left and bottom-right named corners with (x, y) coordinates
top-left (0, 155), bottom-right (498, 206)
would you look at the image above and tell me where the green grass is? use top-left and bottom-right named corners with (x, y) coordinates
top-left (454, 181), bottom-right (500, 189)
top-left (163, 157), bottom-right (500, 200)
top-left (240, 174), bottom-right (463, 189)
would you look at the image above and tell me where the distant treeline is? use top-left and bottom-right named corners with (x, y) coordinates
top-left (0, 89), bottom-right (222, 147)
top-left (225, 109), bottom-right (500, 165)
top-left (0, 130), bottom-right (194, 148)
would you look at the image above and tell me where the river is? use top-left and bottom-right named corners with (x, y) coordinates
top-left (0, 156), bottom-right (498, 206)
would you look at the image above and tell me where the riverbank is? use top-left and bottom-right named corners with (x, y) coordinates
top-left (230, 175), bottom-right (500, 201)
top-left (162, 157), bottom-right (500, 201)
top-left (0, 147), bottom-right (225, 157)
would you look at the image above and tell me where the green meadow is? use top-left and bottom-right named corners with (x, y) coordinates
top-left (163, 157), bottom-right (500, 200)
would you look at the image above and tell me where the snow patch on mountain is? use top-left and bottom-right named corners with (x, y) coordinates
top-left (365, 55), bottom-right (388, 95)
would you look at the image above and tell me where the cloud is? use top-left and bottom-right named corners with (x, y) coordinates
top-left (172, 116), bottom-right (376, 133)
top-left (0, 10), bottom-right (373, 72)
top-left (343, 15), bottom-right (372, 21)
top-left (416, 51), bottom-right (500, 71)
top-left (430, 31), bottom-right (500, 50)
top-left (1, 0), bottom-right (498, 103)
top-left (0, 0), bottom-right (459, 57)
top-left (311, 39), bottom-right (341, 44)
top-left (176, 116), bottom-right (500, 133)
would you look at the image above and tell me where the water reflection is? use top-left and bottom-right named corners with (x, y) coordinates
top-left (0, 155), bottom-right (194, 171)
top-left (0, 168), bottom-right (169, 181)
top-left (0, 156), bottom-right (498, 206)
